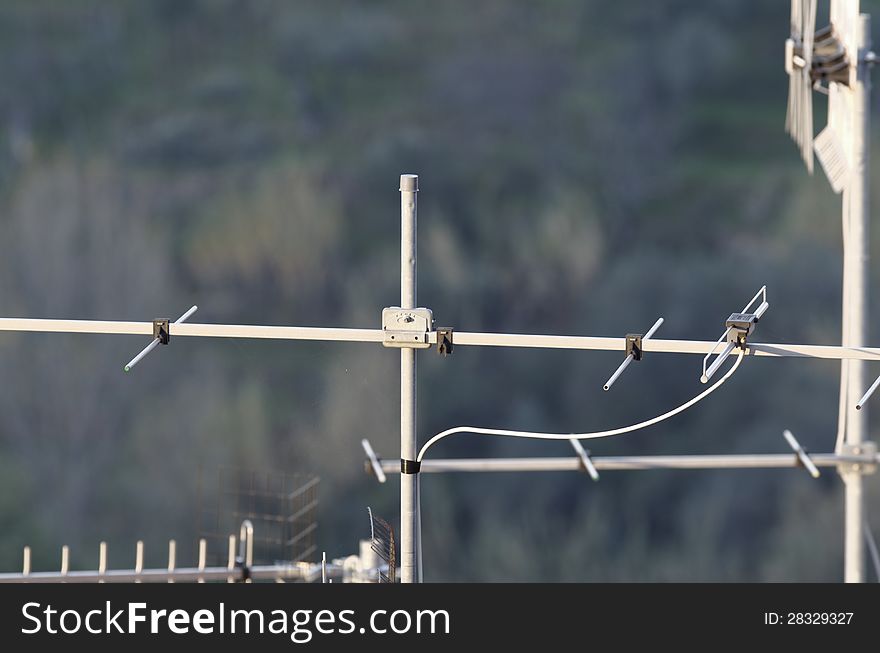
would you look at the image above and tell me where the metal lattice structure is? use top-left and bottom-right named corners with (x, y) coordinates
top-left (197, 468), bottom-right (319, 566)
top-left (368, 508), bottom-right (396, 584)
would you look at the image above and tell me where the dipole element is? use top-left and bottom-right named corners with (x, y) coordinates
top-left (123, 305), bottom-right (198, 372)
top-left (603, 317), bottom-right (664, 391)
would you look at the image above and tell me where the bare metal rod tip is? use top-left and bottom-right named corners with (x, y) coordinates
top-left (855, 373), bottom-right (880, 410)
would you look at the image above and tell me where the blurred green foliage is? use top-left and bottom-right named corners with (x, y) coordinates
top-left (0, 0), bottom-right (879, 580)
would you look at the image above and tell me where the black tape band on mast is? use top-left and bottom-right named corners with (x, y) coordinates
top-left (401, 459), bottom-right (421, 474)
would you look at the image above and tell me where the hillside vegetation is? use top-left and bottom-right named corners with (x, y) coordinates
top-left (0, 0), bottom-right (878, 580)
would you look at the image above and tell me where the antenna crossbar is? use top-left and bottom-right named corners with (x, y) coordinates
top-left (3, 318), bottom-right (880, 361)
top-left (372, 452), bottom-right (879, 474)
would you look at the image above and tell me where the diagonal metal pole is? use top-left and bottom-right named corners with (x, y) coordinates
top-left (842, 13), bottom-right (871, 584)
top-left (399, 174), bottom-right (421, 583)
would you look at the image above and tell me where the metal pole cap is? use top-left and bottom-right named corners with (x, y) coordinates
top-left (399, 174), bottom-right (419, 192)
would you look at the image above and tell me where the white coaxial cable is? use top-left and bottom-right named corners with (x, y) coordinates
top-left (418, 350), bottom-right (745, 462)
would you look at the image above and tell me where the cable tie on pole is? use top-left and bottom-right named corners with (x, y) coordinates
top-left (401, 459), bottom-right (421, 474)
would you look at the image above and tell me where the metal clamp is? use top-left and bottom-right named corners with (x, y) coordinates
top-left (381, 307), bottom-right (433, 349)
top-left (437, 327), bottom-right (454, 356)
top-left (625, 334), bottom-right (643, 361)
top-left (725, 313), bottom-right (760, 350)
top-left (124, 305), bottom-right (198, 372)
top-left (153, 319), bottom-right (170, 345)
top-left (701, 286), bottom-right (769, 383)
top-left (838, 441), bottom-right (878, 476)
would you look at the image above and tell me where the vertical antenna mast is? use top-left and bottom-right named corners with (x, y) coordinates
top-left (399, 174), bottom-right (420, 583)
top-left (842, 10), bottom-right (871, 584)
top-left (786, 0), bottom-right (874, 582)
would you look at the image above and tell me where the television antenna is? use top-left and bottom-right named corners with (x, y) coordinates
top-left (2, 177), bottom-right (879, 581)
top-left (785, 0), bottom-right (875, 582)
top-left (786, 0), bottom-right (818, 171)
top-left (368, 507), bottom-right (397, 584)
top-left (1, 5), bottom-right (878, 583)
top-left (0, 519), bottom-right (388, 583)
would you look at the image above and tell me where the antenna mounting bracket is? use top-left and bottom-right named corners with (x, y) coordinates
top-left (838, 441), bottom-right (878, 476)
top-left (725, 313), bottom-right (758, 350)
top-left (437, 328), bottom-right (454, 356)
top-left (625, 334), bottom-right (643, 361)
top-left (153, 318), bottom-right (170, 345)
top-left (382, 307), bottom-right (433, 349)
